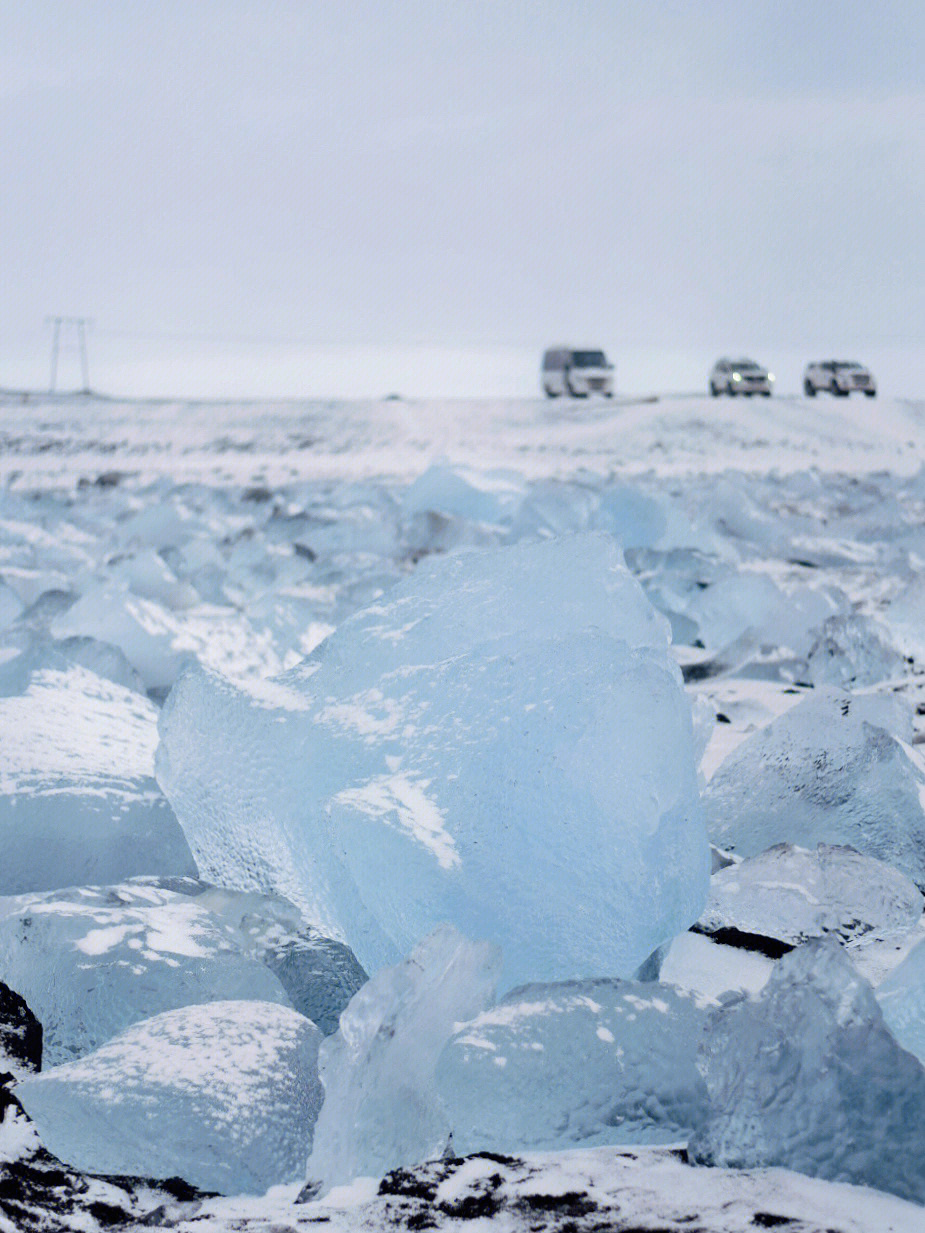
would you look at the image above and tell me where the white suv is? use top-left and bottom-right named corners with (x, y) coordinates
top-left (542, 348), bottom-right (614, 398)
top-left (804, 360), bottom-right (876, 397)
top-left (709, 358), bottom-right (773, 397)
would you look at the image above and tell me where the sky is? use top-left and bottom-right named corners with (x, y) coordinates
top-left (1, 1), bottom-right (922, 397)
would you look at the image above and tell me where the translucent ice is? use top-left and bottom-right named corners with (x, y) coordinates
top-left (702, 690), bottom-right (925, 888)
top-left (0, 663), bottom-right (195, 895)
top-left (16, 1000), bottom-right (323, 1194)
top-left (0, 882), bottom-right (291, 1063)
top-left (306, 926), bottom-right (500, 1192)
top-left (806, 612), bottom-right (907, 689)
top-left (689, 939), bottom-right (925, 1205)
top-left (698, 843), bottom-right (924, 949)
top-left (137, 878), bottom-right (367, 1035)
top-left (158, 535), bottom-right (709, 986)
top-left (878, 938), bottom-right (925, 1066)
top-left (436, 977), bottom-right (709, 1155)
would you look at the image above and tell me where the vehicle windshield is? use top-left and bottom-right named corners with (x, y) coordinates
top-left (832, 361), bottom-right (862, 370)
top-left (571, 351), bottom-right (607, 368)
top-left (731, 360), bottom-right (762, 372)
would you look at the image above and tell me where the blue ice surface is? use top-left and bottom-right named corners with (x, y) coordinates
top-left (437, 977), bottom-right (710, 1154)
top-left (16, 1000), bottom-right (323, 1195)
top-left (0, 881), bottom-right (291, 1063)
top-left (0, 661), bottom-right (195, 896)
top-left (690, 938), bottom-right (925, 1205)
top-left (306, 924), bottom-right (500, 1192)
top-left (157, 534), bottom-right (710, 989)
top-left (878, 936), bottom-right (925, 1067)
top-left (702, 689), bottom-right (925, 889)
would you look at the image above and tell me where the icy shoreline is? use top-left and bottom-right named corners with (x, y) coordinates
top-left (2, 391), bottom-right (925, 1228)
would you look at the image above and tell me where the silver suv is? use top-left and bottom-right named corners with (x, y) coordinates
top-left (804, 360), bottom-right (876, 398)
top-left (542, 348), bottom-right (614, 398)
top-left (709, 358), bottom-right (773, 397)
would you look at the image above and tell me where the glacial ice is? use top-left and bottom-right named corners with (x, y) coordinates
top-left (157, 534), bottom-right (710, 986)
top-left (702, 690), bottom-right (925, 888)
top-left (436, 977), bottom-right (709, 1154)
top-left (806, 611), bottom-right (907, 688)
top-left (0, 882), bottom-right (291, 1063)
top-left (878, 938), bottom-right (925, 1066)
top-left (698, 843), bottom-right (924, 949)
top-left (16, 1000), bottom-right (324, 1195)
top-left (305, 925), bottom-right (500, 1192)
top-left (136, 877), bottom-right (367, 1034)
top-left (0, 662), bottom-right (195, 895)
top-left (689, 939), bottom-right (925, 1205)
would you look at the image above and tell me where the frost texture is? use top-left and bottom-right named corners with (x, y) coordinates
top-left (702, 690), bottom-right (925, 888)
top-left (158, 535), bottom-right (709, 985)
top-left (690, 939), bottom-right (925, 1205)
top-left (306, 925), bottom-right (500, 1192)
top-left (698, 843), bottom-right (923, 948)
top-left (16, 1000), bottom-right (323, 1195)
top-left (878, 938), bottom-right (925, 1066)
top-left (0, 882), bottom-right (291, 1064)
top-left (436, 977), bottom-right (709, 1154)
top-left (0, 663), bottom-right (195, 895)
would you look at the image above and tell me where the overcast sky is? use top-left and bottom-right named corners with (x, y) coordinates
top-left (1, 1), bottom-right (922, 395)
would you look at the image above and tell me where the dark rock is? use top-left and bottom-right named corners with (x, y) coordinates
top-left (0, 981), bottom-right (42, 1076)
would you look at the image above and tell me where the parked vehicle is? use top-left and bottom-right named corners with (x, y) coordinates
top-left (542, 348), bottom-right (614, 398)
top-left (804, 360), bottom-right (876, 397)
top-left (709, 358), bottom-right (773, 397)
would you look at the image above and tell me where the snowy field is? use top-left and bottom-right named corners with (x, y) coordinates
top-left (1, 389), bottom-right (925, 1232)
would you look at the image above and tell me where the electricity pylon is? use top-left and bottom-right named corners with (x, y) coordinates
top-left (46, 317), bottom-right (92, 393)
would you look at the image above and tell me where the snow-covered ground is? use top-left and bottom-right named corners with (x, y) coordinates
top-left (2, 390), bottom-right (923, 488)
top-left (2, 389), bottom-right (925, 1230)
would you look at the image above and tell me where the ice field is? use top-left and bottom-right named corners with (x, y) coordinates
top-left (1, 388), bottom-right (925, 1231)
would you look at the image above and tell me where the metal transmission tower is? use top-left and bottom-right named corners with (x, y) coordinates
top-left (46, 316), bottom-right (92, 393)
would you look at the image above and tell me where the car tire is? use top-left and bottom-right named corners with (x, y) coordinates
top-left (804, 380), bottom-right (816, 397)
top-left (566, 383), bottom-right (586, 399)
top-left (710, 383), bottom-right (720, 397)
top-left (544, 386), bottom-right (559, 398)
top-left (762, 390), bottom-right (771, 397)
top-left (865, 390), bottom-right (876, 398)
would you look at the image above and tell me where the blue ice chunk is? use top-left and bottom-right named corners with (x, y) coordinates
top-left (689, 939), bottom-right (925, 1205)
top-left (878, 937), bottom-right (925, 1066)
top-left (437, 977), bottom-right (709, 1154)
top-left (703, 690), bottom-right (925, 888)
top-left (806, 612), bottom-right (907, 689)
top-left (158, 535), bottom-right (709, 986)
top-left (306, 925), bottom-right (500, 1192)
top-left (135, 878), bottom-right (367, 1035)
top-left (0, 882), bottom-right (291, 1063)
top-left (16, 1001), bottom-right (323, 1194)
top-left (0, 663), bottom-right (195, 895)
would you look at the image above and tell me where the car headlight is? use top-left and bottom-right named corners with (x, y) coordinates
top-left (768, 373), bottom-right (774, 382)
top-left (732, 372), bottom-right (741, 381)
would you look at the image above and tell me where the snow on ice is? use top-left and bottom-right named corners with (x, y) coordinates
top-left (16, 1000), bottom-right (324, 1195)
top-left (0, 881), bottom-right (292, 1064)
